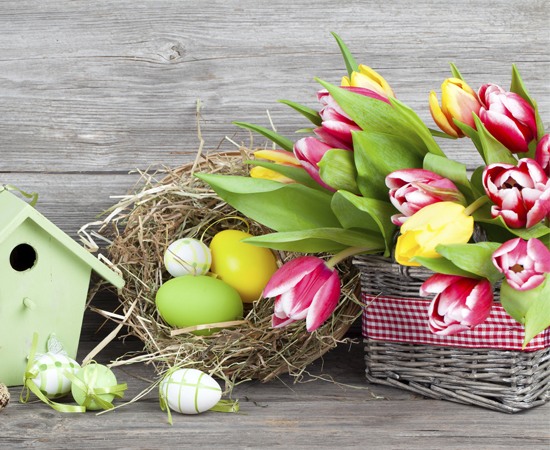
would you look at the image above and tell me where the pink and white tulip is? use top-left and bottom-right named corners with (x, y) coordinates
top-left (263, 256), bottom-right (341, 332)
top-left (421, 274), bottom-right (493, 336)
top-left (385, 169), bottom-right (464, 225)
top-left (315, 87), bottom-right (389, 150)
top-left (478, 84), bottom-right (537, 153)
top-left (482, 158), bottom-right (550, 228)
top-left (293, 137), bottom-right (338, 191)
top-left (535, 134), bottom-right (550, 176)
top-left (492, 237), bottom-right (550, 291)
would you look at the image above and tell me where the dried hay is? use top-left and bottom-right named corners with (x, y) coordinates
top-left (81, 149), bottom-right (361, 392)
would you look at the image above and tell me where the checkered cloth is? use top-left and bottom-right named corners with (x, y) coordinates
top-left (362, 294), bottom-right (550, 352)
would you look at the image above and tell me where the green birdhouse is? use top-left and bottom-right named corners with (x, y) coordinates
top-left (0, 186), bottom-right (124, 386)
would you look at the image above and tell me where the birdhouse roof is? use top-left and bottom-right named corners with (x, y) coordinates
top-left (0, 186), bottom-right (124, 288)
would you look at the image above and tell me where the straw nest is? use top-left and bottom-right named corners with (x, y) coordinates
top-left (82, 149), bottom-right (361, 391)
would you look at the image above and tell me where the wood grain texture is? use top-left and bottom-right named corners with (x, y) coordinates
top-left (3, 340), bottom-right (549, 449)
top-left (1, 1), bottom-right (549, 447)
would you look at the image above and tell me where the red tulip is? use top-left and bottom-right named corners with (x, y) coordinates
top-left (385, 169), bottom-right (464, 225)
top-left (421, 274), bottom-right (493, 336)
top-left (263, 256), bottom-right (341, 332)
top-left (535, 134), bottom-right (550, 176)
top-left (492, 237), bottom-right (550, 291)
top-left (478, 83), bottom-right (537, 153)
top-left (482, 158), bottom-right (550, 228)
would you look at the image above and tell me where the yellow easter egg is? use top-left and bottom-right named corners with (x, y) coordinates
top-left (209, 230), bottom-right (278, 303)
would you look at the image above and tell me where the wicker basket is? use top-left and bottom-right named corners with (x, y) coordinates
top-left (354, 255), bottom-right (550, 413)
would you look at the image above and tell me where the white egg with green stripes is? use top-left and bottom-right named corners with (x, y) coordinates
top-left (163, 238), bottom-right (212, 277)
top-left (29, 353), bottom-right (81, 399)
top-left (159, 368), bottom-right (222, 414)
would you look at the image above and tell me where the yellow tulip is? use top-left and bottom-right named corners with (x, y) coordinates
top-left (249, 149), bottom-right (301, 184)
top-left (429, 78), bottom-right (481, 138)
top-left (395, 202), bottom-right (474, 266)
top-left (341, 64), bottom-right (395, 98)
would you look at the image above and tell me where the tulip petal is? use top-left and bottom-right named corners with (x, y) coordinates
top-left (429, 91), bottom-right (460, 137)
top-left (263, 256), bottom-right (323, 298)
top-left (305, 270), bottom-right (341, 332)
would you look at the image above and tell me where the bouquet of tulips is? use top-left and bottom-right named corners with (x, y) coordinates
top-left (197, 33), bottom-right (550, 347)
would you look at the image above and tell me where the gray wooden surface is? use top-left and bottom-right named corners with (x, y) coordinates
top-left (1, 0), bottom-right (549, 448)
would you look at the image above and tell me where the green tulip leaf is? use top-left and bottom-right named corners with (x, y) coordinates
top-left (469, 166), bottom-right (486, 198)
top-left (244, 227), bottom-right (385, 253)
top-left (429, 128), bottom-right (457, 139)
top-left (195, 173), bottom-right (340, 231)
top-left (353, 130), bottom-right (424, 200)
top-left (245, 160), bottom-right (324, 191)
top-left (472, 115), bottom-right (517, 166)
top-left (331, 190), bottom-right (396, 255)
top-left (435, 242), bottom-right (503, 283)
top-left (423, 153), bottom-right (473, 202)
top-left (278, 99), bottom-right (322, 127)
top-left (450, 63), bottom-right (464, 81)
top-left (510, 65), bottom-right (545, 139)
top-left (523, 277), bottom-right (550, 347)
top-left (233, 122), bottom-right (294, 152)
top-left (315, 79), bottom-right (428, 155)
top-left (389, 97), bottom-right (446, 157)
top-left (331, 32), bottom-right (359, 76)
top-left (412, 256), bottom-right (477, 278)
top-left (474, 212), bottom-right (550, 240)
top-left (500, 277), bottom-right (550, 347)
top-left (318, 149), bottom-right (360, 194)
top-left (453, 120), bottom-right (484, 157)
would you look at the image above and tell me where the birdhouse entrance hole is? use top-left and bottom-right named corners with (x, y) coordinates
top-left (10, 243), bottom-right (37, 272)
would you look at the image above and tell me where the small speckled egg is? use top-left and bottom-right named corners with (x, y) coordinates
top-left (159, 368), bottom-right (221, 415)
top-left (29, 353), bottom-right (80, 399)
top-left (164, 238), bottom-right (212, 277)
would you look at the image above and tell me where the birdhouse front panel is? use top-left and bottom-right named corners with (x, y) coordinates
top-left (0, 218), bottom-right (92, 386)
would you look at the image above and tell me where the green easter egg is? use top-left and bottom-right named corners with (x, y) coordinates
top-left (71, 363), bottom-right (119, 411)
top-left (155, 276), bottom-right (244, 336)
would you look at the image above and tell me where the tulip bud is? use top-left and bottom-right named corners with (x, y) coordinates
top-left (478, 83), bottom-right (537, 153)
top-left (429, 78), bottom-right (482, 137)
top-left (395, 202), bottom-right (474, 266)
top-left (492, 238), bottom-right (550, 291)
top-left (421, 274), bottom-right (493, 336)
top-left (341, 64), bottom-right (395, 98)
top-left (263, 256), bottom-right (341, 332)
top-left (250, 149), bottom-right (301, 183)
top-left (482, 158), bottom-right (550, 228)
top-left (385, 169), bottom-right (464, 226)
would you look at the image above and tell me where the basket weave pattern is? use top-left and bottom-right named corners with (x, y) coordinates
top-left (355, 255), bottom-right (550, 413)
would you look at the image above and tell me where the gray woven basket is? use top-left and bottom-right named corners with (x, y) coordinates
top-left (355, 255), bottom-right (550, 413)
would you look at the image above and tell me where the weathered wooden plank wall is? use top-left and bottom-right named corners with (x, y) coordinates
top-left (1, 0), bottom-right (548, 237)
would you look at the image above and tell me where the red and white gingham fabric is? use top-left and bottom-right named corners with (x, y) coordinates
top-left (362, 294), bottom-right (550, 352)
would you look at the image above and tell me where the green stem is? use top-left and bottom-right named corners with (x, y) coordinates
top-left (464, 195), bottom-right (490, 216)
top-left (326, 246), bottom-right (375, 269)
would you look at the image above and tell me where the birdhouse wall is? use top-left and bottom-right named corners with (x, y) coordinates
top-left (0, 219), bottom-right (92, 386)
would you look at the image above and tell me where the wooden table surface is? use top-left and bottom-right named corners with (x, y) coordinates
top-left (1, 1), bottom-right (549, 448)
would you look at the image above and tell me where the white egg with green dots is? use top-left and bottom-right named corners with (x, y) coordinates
top-left (164, 238), bottom-right (212, 277)
top-left (159, 368), bottom-right (222, 415)
top-left (29, 353), bottom-right (81, 399)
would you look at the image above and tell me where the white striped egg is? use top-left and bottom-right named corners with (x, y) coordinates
top-left (163, 238), bottom-right (212, 277)
top-left (29, 353), bottom-right (80, 399)
top-left (159, 368), bottom-right (221, 415)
